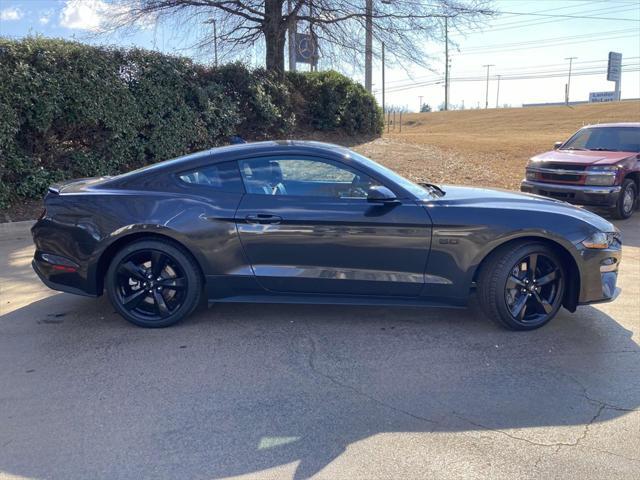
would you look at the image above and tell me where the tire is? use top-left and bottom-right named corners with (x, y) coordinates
top-left (477, 241), bottom-right (566, 331)
top-left (106, 239), bottom-right (202, 328)
top-left (611, 179), bottom-right (637, 220)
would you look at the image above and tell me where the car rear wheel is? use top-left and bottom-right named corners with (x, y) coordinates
top-left (106, 239), bottom-right (202, 328)
top-left (478, 242), bottom-right (565, 330)
top-left (611, 179), bottom-right (637, 219)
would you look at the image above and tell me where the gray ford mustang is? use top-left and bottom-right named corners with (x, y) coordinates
top-left (31, 141), bottom-right (622, 329)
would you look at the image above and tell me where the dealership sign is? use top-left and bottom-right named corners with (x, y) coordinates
top-left (607, 52), bottom-right (622, 82)
top-left (589, 91), bottom-right (617, 103)
top-left (295, 33), bottom-right (317, 65)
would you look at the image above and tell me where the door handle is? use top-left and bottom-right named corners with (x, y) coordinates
top-left (245, 214), bottom-right (283, 224)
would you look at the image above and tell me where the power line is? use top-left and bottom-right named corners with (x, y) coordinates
top-left (380, 64), bottom-right (640, 94)
top-left (454, 33), bottom-right (638, 56)
top-left (466, 5), bottom-right (640, 33)
top-left (460, 28), bottom-right (638, 52)
top-left (383, 58), bottom-right (640, 87)
top-left (496, 10), bottom-right (640, 21)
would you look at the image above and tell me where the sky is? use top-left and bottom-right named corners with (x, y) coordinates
top-left (1, 0), bottom-right (639, 112)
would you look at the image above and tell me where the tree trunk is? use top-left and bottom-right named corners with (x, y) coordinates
top-left (264, 0), bottom-right (286, 74)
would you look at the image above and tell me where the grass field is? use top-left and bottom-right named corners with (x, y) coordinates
top-left (352, 100), bottom-right (640, 190)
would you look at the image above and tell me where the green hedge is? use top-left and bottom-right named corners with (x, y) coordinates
top-left (0, 37), bottom-right (383, 207)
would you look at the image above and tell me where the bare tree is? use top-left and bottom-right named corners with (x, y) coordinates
top-left (112, 1), bottom-right (492, 74)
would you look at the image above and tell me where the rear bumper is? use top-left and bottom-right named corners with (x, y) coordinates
top-left (32, 255), bottom-right (97, 297)
top-left (521, 180), bottom-right (621, 207)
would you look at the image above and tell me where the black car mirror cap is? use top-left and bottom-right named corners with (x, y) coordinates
top-left (367, 185), bottom-right (398, 203)
top-left (553, 141), bottom-right (563, 150)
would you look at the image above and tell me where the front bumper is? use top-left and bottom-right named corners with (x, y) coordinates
top-left (521, 180), bottom-right (621, 207)
top-left (576, 243), bottom-right (622, 305)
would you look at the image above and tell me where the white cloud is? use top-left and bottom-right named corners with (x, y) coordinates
top-left (59, 0), bottom-right (112, 32)
top-left (58, 0), bottom-right (154, 32)
top-left (0, 7), bottom-right (24, 21)
top-left (39, 9), bottom-right (53, 25)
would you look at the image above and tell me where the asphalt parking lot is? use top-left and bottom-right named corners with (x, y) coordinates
top-left (0, 217), bottom-right (638, 480)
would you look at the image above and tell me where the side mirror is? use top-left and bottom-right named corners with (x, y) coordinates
top-left (367, 185), bottom-right (398, 203)
top-left (553, 141), bottom-right (563, 150)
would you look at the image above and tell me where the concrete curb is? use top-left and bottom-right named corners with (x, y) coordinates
top-left (0, 220), bottom-right (35, 236)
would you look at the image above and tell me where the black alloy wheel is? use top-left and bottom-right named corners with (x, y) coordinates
top-left (478, 242), bottom-right (566, 330)
top-left (106, 239), bottom-right (201, 327)
top-left (504, 252), bottom-right (564, 325)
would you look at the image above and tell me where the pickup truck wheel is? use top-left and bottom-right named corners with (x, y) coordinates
top-left (478, 242), bottom-right (565, 331)
top-left (611, 179), bottom-right (637, 219)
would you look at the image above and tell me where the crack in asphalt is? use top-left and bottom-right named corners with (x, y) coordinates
top-left (449, 403), bottom-right (606, 449)
top-left (301, 335), bottom-right (438, 427)
top-left (298, 334), bottom-right (639, 457)
top-left (558, 371), bottom-right (640, 413)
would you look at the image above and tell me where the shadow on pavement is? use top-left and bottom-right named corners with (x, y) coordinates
top-left (0, 292), bottom-right (638, 479)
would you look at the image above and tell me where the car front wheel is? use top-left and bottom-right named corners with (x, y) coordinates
top-left (106, 239), bottom-right (202, 328)
top-left (478, 242), bottom-right (566, 330)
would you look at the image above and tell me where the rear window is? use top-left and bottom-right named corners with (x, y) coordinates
top-left (177, 161), bottom-right (243, 193)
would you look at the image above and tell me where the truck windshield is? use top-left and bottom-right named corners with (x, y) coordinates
top-left (561, 126), bottom-right (640, 153)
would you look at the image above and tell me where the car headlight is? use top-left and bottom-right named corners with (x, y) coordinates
top-left (525, 169), bottom-right (536, 181)
top-left (585, 165), bottom-right (619, 186)
top-left (581, 231), bottom-right (619, 249)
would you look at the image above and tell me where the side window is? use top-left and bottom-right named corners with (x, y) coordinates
top-left (238, 158), bottom-right (381, 198)
top-left (177, 161), bottom-right (243, 193)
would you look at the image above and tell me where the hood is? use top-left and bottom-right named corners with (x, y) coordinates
top-left (531, 149), bottom-right (634, 166)
top-left (429, 185), bottom-right (614, 232)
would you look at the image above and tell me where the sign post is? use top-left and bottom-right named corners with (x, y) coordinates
top-left (607, 51), bottom-right (622, 100)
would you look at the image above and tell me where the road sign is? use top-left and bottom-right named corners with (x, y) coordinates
top-left (295, 32), bottom-right (317, 65)
top-left (607, 52), bottom-right (622, 82)
top-left (589, 91), bottom-right (617, 103)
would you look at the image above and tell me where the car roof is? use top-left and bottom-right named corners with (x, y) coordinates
top-left (109, 140), bottom-right (355, 183)
top-left (582, 122), bottom-right (640, 129)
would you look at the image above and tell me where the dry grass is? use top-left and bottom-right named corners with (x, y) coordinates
top-left (352, 100), bottom-right (640, 190)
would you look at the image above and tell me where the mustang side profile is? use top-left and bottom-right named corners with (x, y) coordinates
top-left (32, 141), bottom-right (622, 330)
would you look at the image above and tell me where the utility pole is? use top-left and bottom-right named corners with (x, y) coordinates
top-left (206, 18), bottom-right (219, 66)
top-left (444, 16), bottom-right (449, 111)
top-left (418, 95), bottom-right (423, 112)
top-left (495, 74), bottom-right (501, 108)
top-left (365, 0), bottom-right (373, 92)
top-left (381, 42), bottom-right (386, 115)
top-left (565, 56), bottom-right (577, 104)
top-left (288, 0), bottom-right (296, 71)
top-left (213, 19), bottom-right (218, 67)
top-left (482, 64), bottom-right (494, 109)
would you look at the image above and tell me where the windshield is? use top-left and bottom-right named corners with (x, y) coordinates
top-left (348, 151), bottom-right (436, 198)
top-left (561, 126), bottom-right (640, 152)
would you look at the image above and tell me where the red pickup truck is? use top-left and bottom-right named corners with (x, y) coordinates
top-left (521, 123), bottom-right (640, 219)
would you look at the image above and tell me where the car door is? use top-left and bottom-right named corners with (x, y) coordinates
top-left (234, 155), bottom-right (432, 296)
